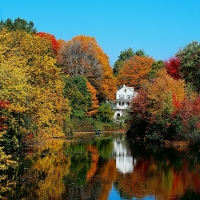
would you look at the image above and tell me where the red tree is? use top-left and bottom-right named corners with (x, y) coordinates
top-left (165, 57), bottom-right (181, 79)
top-left (36, 32), bottom-right (60, 55)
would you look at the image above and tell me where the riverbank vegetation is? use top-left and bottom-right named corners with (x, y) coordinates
top-left (126, 44), bottom-right (200, 146)
top-left (0, 18), bottom-right (121, 176)
top-left (0, 17), bottom-right (200, 179)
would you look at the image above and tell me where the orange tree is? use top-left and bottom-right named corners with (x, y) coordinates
top-left (86, 81), bottom-right (99, 117)
top-left (113, 48), bottom-right (147, 76)
top-left (117, 55), bottom-right (154, 88)
top-left (57, 35), bottom-right (117, 101)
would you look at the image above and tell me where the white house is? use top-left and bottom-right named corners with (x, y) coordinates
top-left (113, 84), bottom-right (137, 120)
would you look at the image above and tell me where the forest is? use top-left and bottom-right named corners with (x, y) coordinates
top-left (0, 17), bottom-right (200, 174)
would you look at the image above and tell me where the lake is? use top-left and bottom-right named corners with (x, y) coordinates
top-left (1, 133), bottom-right (200, 200)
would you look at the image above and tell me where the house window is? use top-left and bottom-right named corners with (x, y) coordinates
top-left (124, 89), bottom-right (126, 92)
top-left (127, 95), bottom-right (131, 99)
top-left (119, 102), bottom-right (124, 106)
top-left (119, 94), bottom-right (124, 99)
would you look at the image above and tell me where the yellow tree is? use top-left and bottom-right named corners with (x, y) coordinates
top-left (57, 35), bottom-right (117, 100)
top-left (0, 30), bottom-right (71, 139)
top-left (117, 55), bottom-right (154, 88)
top-left (146, 68), bottom-right (185, 116)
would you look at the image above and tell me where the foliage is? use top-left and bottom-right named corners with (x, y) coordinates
top-left (0, 100), bottom-right (15, 169)
top-left (148, 60), bottom-right (164, 79)
top-left (170, 95), bottom-right (200, 142)
top-left (176, 41), bottom-right (200, 92)
top-left (86, 81), bottom-right (99, 116)
top-left (58, 35), bottom-right (117, 100)
top-left (0, 17), bottom-right (37, 33)
top-left (146, 69), bottom-right (185, 117)
top-left (0, 41), bottom-right (31, 150)
top-left (165, 57), bottom-right (181, 79)
top-left (0, 29), bottom-right (71, 141)
top-left (0, 100), bottom-right (16, 198)
top-left (128, 69), bottom-right (186, 142)
top-left (36, 32), bottom-right (60, 55)
top-left (113, 48), bottom-right (147, 76)
top-left (113, 48), bottom-right (135, 76)
top-left (63, 75), bottom-right (92, 118)
top-left (117, 55), bottom-right (154, 88)
top-left (97, 103), bottom-right (114, 123)
top-left (72, 117), bottom-right (122, 132)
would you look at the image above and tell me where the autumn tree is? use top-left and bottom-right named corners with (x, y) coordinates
top-left (170, 95), bottom-right (200, 142)
top-left (146, 69), bottom-right (185, 117)
top-left (0, 29), bottom-right (71, 140)
top-left (0, 100), bottom-right (16, 198)
top-left (36, 32), bottom-right (61, 55)
top-left (176, 41), bottom-right (200, 92)
top-left (0, 41), bottom-right (32, 150)
top-left (57, 35), bottom-right (117, 101)
top-left (128, 68), bottom-right (186, 141)
top-left (86, 81), bottom-right (99, 116)
top-left (117, 55), bottom-right (154, 88)
top-left (164, 57), bottom-right (181, 79)
top-left (113, 48), bottom-right (147, 76)
top-left (0, 17), bottom-right (37, 33)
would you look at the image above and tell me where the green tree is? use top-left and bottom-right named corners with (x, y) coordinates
top-left (148, 60), bottom-right (165, 79)
top-left (97, 103), bottom-right (114, 123)
top-left (113, 48), bottom-right (147, 76)
top-left (176, 41), bottom-right (200, 92)
top-left (0, 17), bottom-right (37, 33)
top-left (117, 55), bottom-right (154, 88)
top-left (63, 76), bottom-right (92, 118)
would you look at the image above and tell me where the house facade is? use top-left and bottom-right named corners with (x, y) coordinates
top-left (113, 84), bottom-right (137, 120)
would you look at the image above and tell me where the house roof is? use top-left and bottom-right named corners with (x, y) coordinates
top-left (117, 84), bottom-right (134, 92)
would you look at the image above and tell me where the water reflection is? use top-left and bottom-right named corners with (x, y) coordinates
top-left (113, 138), bottom-right (136, 174)
top-left (2, 136), bottom-right (200, 200)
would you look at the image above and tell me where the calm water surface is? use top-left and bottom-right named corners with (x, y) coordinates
top-left (1, 134), bottom-right (200, 200)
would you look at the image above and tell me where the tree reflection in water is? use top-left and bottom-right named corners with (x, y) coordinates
top-left (2, 136), bottom-right (200, 200)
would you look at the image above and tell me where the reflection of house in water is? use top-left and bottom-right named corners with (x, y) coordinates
top-left (113, 139), bottom-right (136, 174)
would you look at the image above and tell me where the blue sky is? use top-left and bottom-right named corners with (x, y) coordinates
top-left (0, 0), bottom-right (200, 66)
